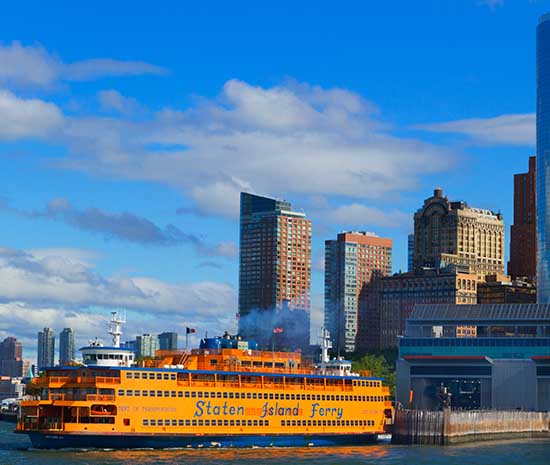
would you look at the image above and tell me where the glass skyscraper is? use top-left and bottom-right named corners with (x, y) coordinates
top-left (537, 15), bottom-right (550, 302)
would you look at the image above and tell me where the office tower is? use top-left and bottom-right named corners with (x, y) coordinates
top-left (37, 328), bottom-right (55, 370)
top-left (238, 192), bottom-right (311, 349)
top-left (539, 15), bottom-right (550, 302)
top-left (0, 337), bottom-right (23, 378)
top-left (413, 188), bottom-right (505, 280)
top-left (324, 231), bottom-right (392, 353)
top-left (158, 332), bottom-right (178, 351)
top-left (379, 266), bottom-right (478, 349)
top-left (509, 156), bottom-right (537, 282)
top-left (407, 234), bottom-right (414, 272)
top-left (59, 328), bottom-right (75, 365)
top-left (136, 334), bottom-right (159, 358)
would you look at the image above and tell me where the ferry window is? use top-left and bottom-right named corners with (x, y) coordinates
top-left (229, 392), bottom-right (234, 399)
top-left (172, 419), bottom-right (177, 426)
top-left (126, 372), bottom-right (132, 379)
top-left (185, 420), bottom-right (191, 426)
top-left (192, 420), bottom-right (197, 426)
top-left (170, 374), bottom-right (176, 380)
top-left (285, 394), bottom-right (290, 400)
top-left (316, 395), bottom-right (321, 401)
top-left (164, 374), bottom-right (169, 380)
top-left (322, 420), bottom-right (327, 426)
top-left (157, 390), bottom-right (162, 397)
top-left (188, 391), bottom-right (193, 397)
top-left (216, 392), bottom-right (222, 398)
top-left (253, 420), bottom-right (258, 426)
top-left (307, 420), bottom-right (312, 426)
top-left (247, 393), bottom-right (252, 399)
top-left (205, 419), bottom-right (210, 426)
top-left (156, 374), bottom-right (162, 380)
top-left (185, 392), bottom-right (190, 398)
top-left (331, 395), bottom-right (335, 401)
top-left (223, 392), bottom-right (228, 399)
top-left (198, 419), bottom-right (204, 426)
top-left (290, 394), bottom-right (295, 400)
top-left (150, 390), bottom-right (155, 397)
top-left (158, 420), bottom-right (163, 426)
top-left (248, 420), bottom-right (253, 426)
top-left (171, 391), bottom-right (176, 397)
top-left (192, 392), bottom-right (196, 398)
top-left (124, 418), bottom-right (130, 426)
top-left (178, 391), bottom-right (183, 398)
top-left (252, 393), bottom-right (257, 399)
top-left (126, 390), bottom-right (132, 396)
top-left (217, 420), bottom-right (223, 426)
top-left (269, 393), bottom-right (274, 400)
top-left (179, 419), bottom-right (184, 426)
top-left (142, 390), bottom-right (148, 396)
top-left (257, 393), bottom-right (262, 400)
top-left (134, 390), bottom-right (140, 396)
top-left (143, 419), bottom-right (149, 426)
top-left (321, 395), bottom-right (326, 401)
top-left (149, 373), bottom-right (155, 380)
top-left (265, 420), bottom-right (269, 426)
top-left (204, 392), bottom-right (209, 398)
top-left (229, 420), bottom-right (234, 426)
top-left (210, 359), bottom-right (217, 365)
top-left (150, 419), bottom-right (156, 426)
top-left (274, 394), bottom-right (280, 400)
top-left (224, 420), bottom-right (228, 426)
top-left (312, 420), bottom-right (317, 426)
top-left (118, 389), bottom-right (124, 396)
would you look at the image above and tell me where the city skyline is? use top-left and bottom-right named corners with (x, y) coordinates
top-left (0, 2), bottom-right (542, 360)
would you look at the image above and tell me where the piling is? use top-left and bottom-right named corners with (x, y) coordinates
top-left (391, 409), bottom-right (550, 445)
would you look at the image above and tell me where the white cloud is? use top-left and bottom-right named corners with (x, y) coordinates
top-left (98, 89), bottom-right (142, 114)
top-left (0, 41), bottom-right (167, 89)
top-left (54, 79), bottom-right (453, 218)
top-left (0, 246), bottom-right (237, 327)
top-left (326, 203), bottom-right (410, 229)
top-left (415, 113), bottom-right (535, 146)
top-left (0, 90), bottom-right (63, 140)
top-left (0, 246), bottom-right (239, 361)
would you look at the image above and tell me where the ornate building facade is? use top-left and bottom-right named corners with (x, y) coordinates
top-left (413, 188), bottom-right (505, 280)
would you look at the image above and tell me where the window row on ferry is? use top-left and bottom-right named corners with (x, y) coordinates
top-left (118, 389), bottom-right (384, 402)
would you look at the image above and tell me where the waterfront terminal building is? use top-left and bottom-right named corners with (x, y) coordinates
top-left (396, 303), bottom-right (550, 411)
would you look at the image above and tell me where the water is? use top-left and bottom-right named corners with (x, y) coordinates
top-left (2, 421), bottom-right (550, 465)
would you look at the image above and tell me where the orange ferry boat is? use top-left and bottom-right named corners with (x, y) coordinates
top-left (17, 313), bottom-right (392, 449)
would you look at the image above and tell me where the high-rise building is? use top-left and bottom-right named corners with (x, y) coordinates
top-left (324, 231), bottom-right (392, 353)
top-left (379, 266), bottom-right (478, 349)
top-left (407, 234), bottom-right (414, 272)
top-left (509, 156), bottom-right (536, 282)
top-left (136, 334), bottom-right (159, 358)
top-left (59, 328), bottom-right (75, 365)
top-left (238, 193), bottom-right (311, 349)
top-left (37, 328), bottom-right (55, 370)
top-left (158, 332), bottom-right (178, 351)
top-left (413, 188), bottom-right (505, 280)
top-left (538, 15), bottom-right (550, 302)
top-left (0, 337), bottom-right (23, 378)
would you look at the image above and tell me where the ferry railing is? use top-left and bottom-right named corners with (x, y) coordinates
top-left (86, 394), bottom-right (115, 402)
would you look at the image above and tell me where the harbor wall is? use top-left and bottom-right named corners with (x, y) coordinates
top-left (392, 409), bottom-right (550, 445)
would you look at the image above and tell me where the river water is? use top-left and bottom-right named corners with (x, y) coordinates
top-left (1, 421), bottom-right (549, 465)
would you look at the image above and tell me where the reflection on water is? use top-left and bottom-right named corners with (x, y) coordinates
top-left (2, 421), bottom-right (550, 465)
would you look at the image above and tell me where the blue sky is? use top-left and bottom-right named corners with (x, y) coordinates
top-left (0, 0), bottom-right (542, 360)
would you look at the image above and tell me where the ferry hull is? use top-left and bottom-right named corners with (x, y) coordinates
top-left (24, 431), bottom-right (379, 449)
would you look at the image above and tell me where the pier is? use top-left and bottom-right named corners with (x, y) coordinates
top-left (391, 409), bottom-right (550, 445)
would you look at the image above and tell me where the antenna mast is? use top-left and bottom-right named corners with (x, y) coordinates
top-left (109, 311), bottom-right (126, 348)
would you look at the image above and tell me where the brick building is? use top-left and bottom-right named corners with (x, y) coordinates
top-left (508, 156), bottom-right (536, 283)
top-left (324, 231), bottom-right (392, 353)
